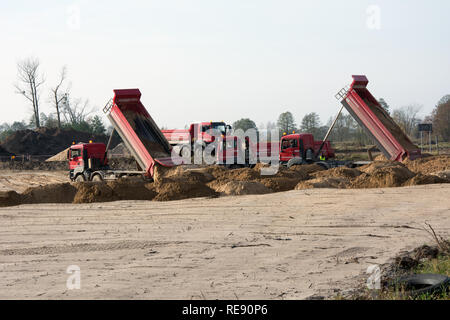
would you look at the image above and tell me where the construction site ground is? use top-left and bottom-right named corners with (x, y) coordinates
top-left (0, 184), bottom-right (449, 299)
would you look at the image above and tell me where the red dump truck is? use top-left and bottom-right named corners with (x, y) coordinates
top-left (338, 75), bottom-right (421, 162)
top-left (68, 89), bottom-right (182, 181)
top-left (162, 121), bottom-right (232, 157)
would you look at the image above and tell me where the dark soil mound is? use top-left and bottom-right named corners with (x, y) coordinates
top-left (0, 127), bottom-right (120, 156)
top-left (0, 191), bottom-right (22, 207)
top-left (0, 145), bottom-right (12, 157)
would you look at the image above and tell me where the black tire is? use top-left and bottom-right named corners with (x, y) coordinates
top-left (91, 174), bottom-right (103, 182)
top-left (393, 274), bottom-right (449, 297)
top-left (75, 174), bottom-right (86, 182)
top-left (287, 157), bottom-right (303, 169)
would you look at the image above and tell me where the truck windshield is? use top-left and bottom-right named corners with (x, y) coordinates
top-left (211, 122), bottom-right (227, 134)
top-left (71, 149), bottom-right (81, 158)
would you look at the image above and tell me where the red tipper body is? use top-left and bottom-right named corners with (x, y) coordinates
top-left (341, 75), bottom-right (421, 161)
top-left (106, 89), bottom-right (181, 177)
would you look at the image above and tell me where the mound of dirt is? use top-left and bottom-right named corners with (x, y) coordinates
top-left (46, 148), bottom-right (69, 162)
top-left (0, 145), bottom-right (12, 157)
top-left (0, 127), bottom-right (120, 156)
top-left (358, 161), bottom-right (409, 175)
top-left (404, 174), bottom-right (447, 186)
top-left (288, 163), bottom-right (325, 175)
top-left (352, 165), bottom-right (415, 188)
top-left (404, 155), bottom-right (450, 175)
top-left (258, 177), bottom-right (301, 192)
top-left (0, 191), bottom-right (22, 207)
top-left (374, 154), bottom-right (387, 161)
top-left (208, 180), bottom-right (271, 196)
top-left (107, 179), bottom-right (157, 201)
top-left (73, 182), bottom-right (119, 204)
top-left (313, 167), bottom-right (362, 179)
top-left (154, 179), bottom-right (217, 201)
top-left (22, 183), bottom-right (77, 204)
top-left (296, 177), bottom-right (348, 189)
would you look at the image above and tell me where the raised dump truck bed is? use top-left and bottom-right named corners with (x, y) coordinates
top-left (338, 75), bottom-right (421, 161)
top-left (104, 89), bottom-right (181, 177)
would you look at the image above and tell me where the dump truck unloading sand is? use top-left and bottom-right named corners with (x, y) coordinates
top-left (338, 75), bottom-right (422, 162)
top-left (69, 89), bottom-right (183, 182)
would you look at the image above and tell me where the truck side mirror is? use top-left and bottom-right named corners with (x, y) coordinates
top-left (67, 149), bottom-right (70, 160)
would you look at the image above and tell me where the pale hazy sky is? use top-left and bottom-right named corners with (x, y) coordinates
top-left (1, 0), bottom-right (449, 129)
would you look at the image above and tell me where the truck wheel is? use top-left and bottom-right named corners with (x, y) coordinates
top-left (91, 174), bottom-right (104, 182)
top-left (287, 157), bottom-right (303, 168)
top-left (75, 174), bottom-right (86, 182)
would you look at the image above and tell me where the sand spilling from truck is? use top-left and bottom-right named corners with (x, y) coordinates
top-left (0, 156), bottom-right (449, 207)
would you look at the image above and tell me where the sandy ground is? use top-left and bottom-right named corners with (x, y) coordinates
top-left (0, 170), bottom-right (68, 193)
top-left (0, 184), bottom-right (449, 300)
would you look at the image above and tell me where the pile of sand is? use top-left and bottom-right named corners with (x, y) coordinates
top-left (404, 155), bottom-right (450, 175)
top-left (1, 156), bottom-right (449, 208)
top-left (46, 148), bottom-right (69, 162)
top-left (207, 180), bottom-right (271, 196)
top-left (352, 163), bottom-right (415, 188)
top-left (296, 177), bottom-right (348, 189)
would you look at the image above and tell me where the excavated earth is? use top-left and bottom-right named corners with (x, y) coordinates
top-left (0, 156), bottom-right (449, 207)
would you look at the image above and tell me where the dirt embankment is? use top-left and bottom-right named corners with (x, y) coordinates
top-left (0, 127), bottom-right (121, 156)
top-left (0, 156), bottom-right (449, 207)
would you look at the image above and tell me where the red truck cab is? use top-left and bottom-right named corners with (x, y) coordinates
top-left (68, 142), bottom-right (108, 181)
top-left (279, 133), bottom-right (335, 163)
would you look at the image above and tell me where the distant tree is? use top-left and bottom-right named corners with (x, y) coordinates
top-left (14, 57), bottom-right (45, 128)
top-left (392, 104), bottom-right (422, 137)
top-left (50, 66), bottom-right (68, 128)
top-left (90, 115), bottom-right (106, 135)
top-left (61, 94), bottom-right (93, 126)
top-left (300, 112), bottom-right (321, 136)
top-left (233, 118), bottom-right (257, 132)
top-left (277, 112), bottom-right (296, 135)
top-left (10, 121), bottom-right (28, 131)
top-left (378, 98), bottom-right (390, 114)
top-left (436, 94), bottom-right (450, 106)
top-left (431, 100), bottom-right (450, 141)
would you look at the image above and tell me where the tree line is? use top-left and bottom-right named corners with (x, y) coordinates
top-left (233, 96), bottom-right (450, 144)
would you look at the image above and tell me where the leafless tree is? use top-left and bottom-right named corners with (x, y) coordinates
top-left (14, 57), bottom-right (45, 128)
top-left (50, 66), bottom-right (68, 128)
top-left (392, 104), bottom-right (422, 137)
top-left (61, 95), bottom-right (93, 125)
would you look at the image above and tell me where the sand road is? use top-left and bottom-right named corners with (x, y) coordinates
top-left (0, 184), bottom-right (449, 299)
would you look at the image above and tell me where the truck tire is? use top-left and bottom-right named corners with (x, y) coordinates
top-left (287, 157), bottom-right (303, 169)
top-left (74, 174), bottom-right (86, 182)
top-left (91, 174), bottom-right (103, 182)
top-left (394, 274), bottom-right (449, 298)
